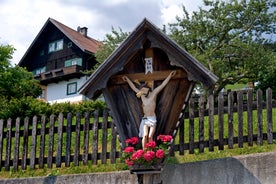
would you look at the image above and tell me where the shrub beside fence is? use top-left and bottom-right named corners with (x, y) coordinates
top-left (0, 88), bottom-right (275, 171)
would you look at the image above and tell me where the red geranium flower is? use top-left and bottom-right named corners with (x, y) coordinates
top-left (145, 141), bottom-right (156, 149)
top-left (156, 149), bottom-right (165, 159)
top-left (132, 149), bottom-right (144, 160)
top-left (157, 135), bottom-right (172, 142)
top-left (125, 137), bottom-right (139, 145)
top-left (125, 158), bottom-right (134, 166)
top-left (123, 135), bottom-right (171, 168)
top-left (124, 146), bottom-right (134, 153)
top-left (143, 151), bottom-right (155, 161)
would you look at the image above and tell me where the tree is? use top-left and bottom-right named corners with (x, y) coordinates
top-left (0, 43), bottom-right (15, 71)
top-left (0, 43), bottom-right (41, 100)
top-left (0, 43), bottom-right (42, 119)
top-left (94, 27), bottom-right (129, 69)
top-left (256, 42), bottom-right (276, 99)
top-left (168, 0), bottom-right (276, 95)
top-left (0, 65), bottom-right (42, 100)
top-left (0, 45), bottom-right (42, 100)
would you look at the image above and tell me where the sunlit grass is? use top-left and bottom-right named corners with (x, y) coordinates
top-left (171, 142), bottom-right (276, 164)
top-left (2, 142), bottom-right (276, 179)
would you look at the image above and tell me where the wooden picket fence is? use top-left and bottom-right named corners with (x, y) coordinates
top-left (0, 88), bottom-right (275, 171)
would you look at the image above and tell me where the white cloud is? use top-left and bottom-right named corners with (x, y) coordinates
top-left (161, 4), bottom-right (183, 24)
top-left (160, 0), bottom-right (202, 25)
top-left (0, 0), bottom-right (202, 65)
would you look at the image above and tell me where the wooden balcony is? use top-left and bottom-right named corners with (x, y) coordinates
top-left (35, 65), bottom-right (84, 84)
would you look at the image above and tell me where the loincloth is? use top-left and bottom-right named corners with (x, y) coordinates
top-left (139, 116), bottom-right (157, 137)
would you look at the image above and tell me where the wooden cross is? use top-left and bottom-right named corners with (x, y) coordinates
top-left (144, 48), bottom-right (155, 90)
top-left (111, 45), bottom-right (186, 85)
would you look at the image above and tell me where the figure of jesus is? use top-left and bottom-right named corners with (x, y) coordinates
top-left (122, 71), bottom-right (176, 148)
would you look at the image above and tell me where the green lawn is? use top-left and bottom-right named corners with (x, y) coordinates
top-left (2, 142), bottom-right (276, 179)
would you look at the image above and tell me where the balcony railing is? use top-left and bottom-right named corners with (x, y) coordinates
top-left (34, 65), bottom-right (83, 84)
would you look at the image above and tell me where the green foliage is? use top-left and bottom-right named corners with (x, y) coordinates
top-left (0, 97), bottom-right (50, 120)
top-left (0, 43), bottom-right (42, 100)
top-left (0, 65), bottom-right (42, 100)
top-left (255, 42), bottom-right (276, 99)
top-left (94, 27), bottom-right (129, 70)
top-left (75, 99), bottom-right (108, 116)
top-left (0, 43), bottom-right (15, 70)
top-left (49, 102), bottom-right (77, 116)
top-left (168, 0), bottom-right (276, 95)
top-left (0, 99), bottom-right (107, 120)
top-left (0, 43), bottom-right (43, 119)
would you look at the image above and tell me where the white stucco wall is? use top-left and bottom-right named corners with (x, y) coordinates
top-left (46, 76), bottom-right (88, 104)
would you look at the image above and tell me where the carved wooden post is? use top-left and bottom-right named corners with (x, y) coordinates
top-left (143, 173), bottom-right (162, 184)
top-left (131, 170), bottom-right (163, 184)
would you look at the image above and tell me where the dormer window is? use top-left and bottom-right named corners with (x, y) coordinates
top-left (48, 39), bottom-right (63, 53)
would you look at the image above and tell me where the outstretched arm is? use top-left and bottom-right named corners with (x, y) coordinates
top-left (152, 71), bottom-right (176, 95)
top-left (122, 76), bottom-right (140, 93)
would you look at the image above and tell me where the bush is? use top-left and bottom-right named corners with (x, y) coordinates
top-left (76, 100), bottom-right (108, 116)
top-left (0, 97), bottom-right (108, 121)
top-left (0, 96), bottom-right (50, 120)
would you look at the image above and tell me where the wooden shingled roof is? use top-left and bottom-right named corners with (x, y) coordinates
top-left (79, 18), bottom-right (218, 99)
top-left (79, 18), bottom-right (218, 143)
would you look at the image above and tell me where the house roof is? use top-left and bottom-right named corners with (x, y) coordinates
top-left (49, 18), bottom-right (100, 53)
top-left (19, 17), bottom-right (101, 65)
top-left (79, 18), bottom-right (218, 99)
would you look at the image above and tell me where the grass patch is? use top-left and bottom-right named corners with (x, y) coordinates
top-left (1, 142), bottom-right (276, 179)
top-left (171, 142), bottom-right (276, 164)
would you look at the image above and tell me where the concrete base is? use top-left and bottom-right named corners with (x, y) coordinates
top-left (162, 151), bottom-right (276, 184)
top-left (1, 151), bottom-right (276, 184)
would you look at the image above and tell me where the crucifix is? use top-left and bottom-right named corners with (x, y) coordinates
top-left (121, 48), bottom-right (176, 149)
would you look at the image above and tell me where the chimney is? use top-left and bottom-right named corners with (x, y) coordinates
top-left (77, 26), bottom-right (88, 37)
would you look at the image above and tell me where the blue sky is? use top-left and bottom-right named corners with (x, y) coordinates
top-left (0, 0), bottom-right (203, 64)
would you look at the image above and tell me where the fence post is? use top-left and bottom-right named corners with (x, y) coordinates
top-left (199, 96), bottom-right (205, 153)
top-left (189, 98), bottom-right (194, 154)
top-left (13, 117), bottom-right (20, 171)
top-left (65, 112), bottom-right (72, 167)
top-left (237, 91), bottom-right (243, 148)
top-left (266, 88), bottom-right (273, 144)
top-left (218, 92), bottom-right (224, 150)
top-left (101, 110), bottom-right (108, 164)
top-left (56, 113), bottom-right (64, 167)
top-left (5, 118), bottom-right (12, 171)
top-left (257, 89), bottom-right (263, 146)
top-left (208, 94), bottom-right (214, 152)
top-left (83, 111), bottom-right (90, 166)
top-left (30, 116), bottom-right (37, 169)
top-left (178, 116), bottom-right (185, 155)
top-left (39, 115), bottom-right (46, 169)
top-left (228, 92), bottom-right (234, 149)
top-left (22, 117), bottom-right (29, 170)
top-left (110, 119), bottom-right (117, 163)
top-left (47, 114), bottom-right (55, 168)
top-left (247, 90), bottom-right (253, 146)
top-left (92, 110), bottom-right (99, 165)
top-left (74, 112), bottom-right (81, 166)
